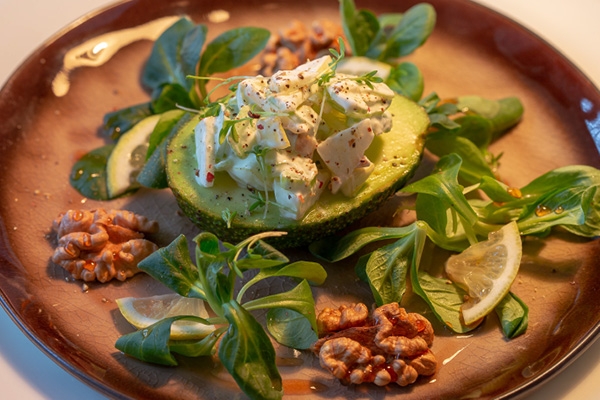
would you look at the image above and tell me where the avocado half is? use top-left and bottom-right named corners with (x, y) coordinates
top-left (166, 95), bottom-right (429, 248)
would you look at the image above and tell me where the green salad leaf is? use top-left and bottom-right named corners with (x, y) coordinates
top-left (404, 154), bottom-right (480, 247)
top-left (102, 102), bottom-right (152, 140)
top-left (267, 308), bottom-right (318, 349)
top-left (150, 83), bottom-right (197, 114)
top-left (408, 228), bottom-right (470, 334)
top-left (478, 165), bottom-right (600, 237)
top-left (115, 315), bottom-right (218, 366)
top-left (340, 0), bottom-right (379, 57)
top-left (385, 61), bottom-right (424, 101)
top-left (353, 225), bottom-right (420, 306)
top-left (219, 300), bottom-right (283, 400)
top-left (69, 144), bottom-right (114, 200)
top-left (374, 3), bottom-right (436, 60)
top-left (198, 27), bottom-right (270, 77)
top-left (456, 95), bottom-right (525, 140)
top-left (422, 94), bottom-right (524, 185)
top-left (136, 110), bottom-right (190, 189)
top-left (341, 0), bottom-right (435, 62)
top-left (142, 18), bottom-right (207, 91)
top-left (117, 232), bottom-right (326, 400)
top-left (137, 233), bottom-right (205, 298)
top-left (311, 150), bottom-right (600, 338)
top-left (495, 292), bottom-right (529, 339)
top-left (340, 0), bottom-right (433, 100)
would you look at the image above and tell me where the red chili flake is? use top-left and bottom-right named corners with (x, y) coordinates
top-left (257, 124), bottom-right (264, 130)
top-left (206, 172), bottom-right (215, 183)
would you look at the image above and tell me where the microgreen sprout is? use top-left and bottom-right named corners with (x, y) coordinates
top-left (248, 190), bottom-right (267, 212)
top-left (221, 208), bottom-right (237, 228)
top-left (247, 189), bottom-right (293, 216)
top-left (316, 37), bottom-right (346, 86)
top-left (329, 37), bottom-right (346, 65)
top-left (219, 118), bottom-right (248, 144)
top-left (353, 70), bottom-right (384, 89)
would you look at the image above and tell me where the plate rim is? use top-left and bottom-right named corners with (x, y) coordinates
top-left (0, 0), bottom-right (599, 398)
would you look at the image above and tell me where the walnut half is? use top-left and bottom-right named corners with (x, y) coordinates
top-left (312, 302), bottom-right (437, 387)
top-left (51, 209), bottom-right (159, 283)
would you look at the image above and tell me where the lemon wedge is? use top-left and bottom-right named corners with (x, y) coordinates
top-left (116, 293), bottom-right (215, 339)
top-left (445, 221), bottom-right (522, 325)
top-left (106, 114), bottom-right (161, 198)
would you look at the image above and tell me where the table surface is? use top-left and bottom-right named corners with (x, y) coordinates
top-left (0, 0), bottom-right (598, 399)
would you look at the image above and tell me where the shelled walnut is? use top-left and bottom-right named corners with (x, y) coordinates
top-left (317, 302), bottom-right (369, 334)
top-left (312, 302), bottom-right (437, 387)
top-left (51, 209), bottom-right (159, 283)
top-left (259, 19), bottom-right (348, 76)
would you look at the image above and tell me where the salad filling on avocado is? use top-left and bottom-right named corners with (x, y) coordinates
top-left (193, 55), bottom-right (396, 220)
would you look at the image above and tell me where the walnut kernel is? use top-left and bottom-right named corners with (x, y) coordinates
top-left (51, 209), bottom-right (158, 283)
top-left (312, 302), bottom-right (437, 387)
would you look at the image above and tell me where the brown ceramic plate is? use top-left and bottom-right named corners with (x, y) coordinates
top-left (0, 0), bottom-right (599, 398)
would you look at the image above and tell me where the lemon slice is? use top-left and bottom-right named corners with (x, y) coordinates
top-left (337, 56), bottom-right (391, 80)
top-left (116, 293), bottom-right (215, 339)
top-left (445, 221), bottom-right (522, 325)
top-left (106, 114), bottom-right (161, 198)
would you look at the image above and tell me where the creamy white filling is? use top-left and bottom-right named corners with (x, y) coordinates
top-left (194, 55), bottom-right (396, 220)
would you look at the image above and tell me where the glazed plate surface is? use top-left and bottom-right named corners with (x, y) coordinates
top-left (0, 0), bottom-right (599, 398)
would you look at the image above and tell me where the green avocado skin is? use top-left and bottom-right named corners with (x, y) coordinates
top-left (167, 95), bottom-right (429, 248)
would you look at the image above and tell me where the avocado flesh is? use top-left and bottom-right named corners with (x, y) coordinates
top-left (167, 95), bottom-right (429, 248)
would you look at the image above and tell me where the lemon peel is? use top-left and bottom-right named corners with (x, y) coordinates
top-left (116, 293), bottom-right (215, 339)
top-left (106, 114), bottom-right (161, 198)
